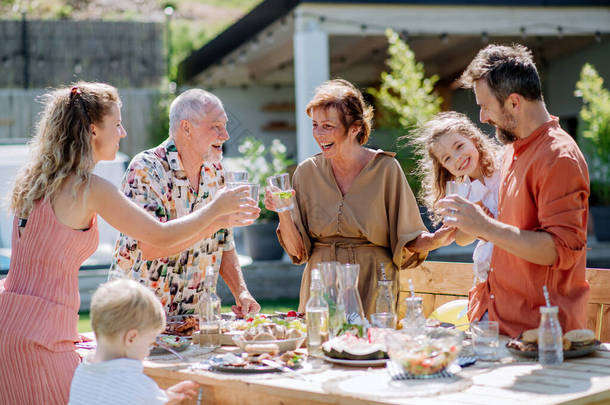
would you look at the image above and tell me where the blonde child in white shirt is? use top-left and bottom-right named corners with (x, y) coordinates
top-left (69, 279), bottom-right (199, 405)
top-left (409, 111), bottom-right (503, 283)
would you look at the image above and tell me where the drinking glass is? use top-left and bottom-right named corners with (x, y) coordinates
top-left (267, 173), bottom-right (294, 212)
top-left (370, 312), bottom-right (396, 329)
top-left (226, 171), bottom-right (249, 183)
top-left (227, 182), bottom-right (259, 202)
top-left (471, 320), bottom-right (499, 361)
top-left (444, 180), bottom-right (470, 221)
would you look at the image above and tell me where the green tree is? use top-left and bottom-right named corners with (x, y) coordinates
top-left (368, 28), bottom-right (442, 196)
top-left (575, 63), bottom-right (610, 205)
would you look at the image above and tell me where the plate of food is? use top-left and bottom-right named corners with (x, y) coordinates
top-left (322, 328), bottom-right (391, 366)
top-left (149, 334), bottom-right (191, 355)
top-left (506, 328), bottom-right (600, 359)
top-left (209, 349), bottom-right (305, 374)
top-left (322, 356), bottom-right (388, 367)
top-left (165, 315), bottom-right (199, 337)
top-left (231, 314), bottom-right (307, 352)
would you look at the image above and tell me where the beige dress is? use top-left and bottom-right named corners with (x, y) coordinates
top-left (277, 150), bottom-right (428, 316)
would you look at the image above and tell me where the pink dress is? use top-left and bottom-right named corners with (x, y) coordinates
top-left (0, 198), bottom-right (98, 405)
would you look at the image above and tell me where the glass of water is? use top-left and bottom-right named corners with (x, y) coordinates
top-left (444, 180), bottom-right (470, 221)
top-left (267, 173), bottom-right (294, 212)
top-left (370, 312), bottom-right (397, 329)
top-left (226, 182), bottom-right (259, 202)
top-left (471, 320), bottom-right (499, 361)
top-left (226, 171), bottom-right (249, 183)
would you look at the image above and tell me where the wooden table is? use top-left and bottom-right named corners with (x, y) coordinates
top-left (144, 343), bottom-right (610, 405)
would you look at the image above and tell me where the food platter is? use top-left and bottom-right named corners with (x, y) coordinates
top-left (232, 335), bottom-right (306, 353)
top-left (219, 330), bottom-right (244, 346)
top-left (209, 363), bottom-right (281, 374)
top-left (149, 335), bottom-right (191, 355)
top-left (506, 340), bottom-right (601, 359)
top-left (323, 356), bottom-right (388, 367)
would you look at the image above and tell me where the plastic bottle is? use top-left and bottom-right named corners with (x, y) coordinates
top-left (538, 306), bottom-right (563, 365)
top-left (197, 266), bottom-right (221, 349)
top-left (306, 268), bottom-right (330, 357)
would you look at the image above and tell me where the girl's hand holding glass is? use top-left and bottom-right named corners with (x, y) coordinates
top-left (444, 180), bottom-right (470, 221)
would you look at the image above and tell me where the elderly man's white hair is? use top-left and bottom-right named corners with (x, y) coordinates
top-left (169, 89), bottom-right (223, 137)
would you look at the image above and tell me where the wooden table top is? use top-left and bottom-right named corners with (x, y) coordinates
top-left (143, 342), bottom-right (610, 405)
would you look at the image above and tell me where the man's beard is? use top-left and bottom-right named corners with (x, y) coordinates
top-left (490, 110), bottom-right (518, 144)
top-left (495, 127), bottom-right (518, 144)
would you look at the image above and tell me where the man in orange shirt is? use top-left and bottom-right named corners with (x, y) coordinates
top-left (439, 44), bottom-right (590, 337)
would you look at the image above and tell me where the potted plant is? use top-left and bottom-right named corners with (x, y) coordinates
top-left (232, 137), bottom-right (295, 260)
top-left (575, 63), bottom-right (610, 241)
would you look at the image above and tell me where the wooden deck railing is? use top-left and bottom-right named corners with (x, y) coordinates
top-left (398, 261), bottom-right (610, 342)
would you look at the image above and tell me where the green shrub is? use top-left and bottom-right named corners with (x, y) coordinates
top-left (368, 29), bottom-right (442, 197)
top-left (575, 63), bottom-right (610, 205)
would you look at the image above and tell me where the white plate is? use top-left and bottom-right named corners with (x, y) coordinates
top-left (323, 356), bottom-right (388, 367)
top-left (220, 331), bottom-right (243, 346)
top-left (233, 334), bottom-right (306, 353)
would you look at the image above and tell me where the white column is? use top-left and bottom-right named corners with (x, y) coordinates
top-left (293, 12), bottom-right (329, 164)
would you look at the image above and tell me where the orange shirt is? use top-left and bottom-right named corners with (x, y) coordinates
top-left (468, 117), bottom-right (590, 337)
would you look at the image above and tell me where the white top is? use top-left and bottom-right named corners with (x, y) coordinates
top-left (68, 357), bottom-right (168, 405)
top-left (466, 171), bottom-right (500, 283)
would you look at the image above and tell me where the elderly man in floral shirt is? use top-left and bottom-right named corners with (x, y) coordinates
top-left (109, 89), bottom-right (260, 317)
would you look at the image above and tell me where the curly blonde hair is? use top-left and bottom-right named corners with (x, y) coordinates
top-left (407, 111), bottom-right (502, 225)
top-left (10, 82), bottom-right (120, 217)
top-left (306, 79), bottom-right (374, 145)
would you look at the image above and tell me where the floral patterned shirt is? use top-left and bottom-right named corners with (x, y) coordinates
top-left (108, 138), bottom-right (234, 315)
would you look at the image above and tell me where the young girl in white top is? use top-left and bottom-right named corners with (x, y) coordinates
top-left (69, 279), bottom-right (199, 405)
top-left (409, 111), bottom-right (503, 287)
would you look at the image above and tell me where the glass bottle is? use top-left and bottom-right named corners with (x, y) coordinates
top-left (336, 263), bottom-right (365, 325)
top-left (400, 296), bottom-right (426, 335)
top-left (538, 306), bottom-right (563, 365)
top-left (306, 268), bottom-right (330, 357)
top-left (372, 274), bottom-right (396, 328)
top-left (319, 262), bottom-right (341, 337)
top-left (197, 266), bottom-right (221, 349)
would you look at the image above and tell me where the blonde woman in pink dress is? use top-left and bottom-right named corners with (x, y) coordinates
top-left (0, 82), bottom-right (259, 404)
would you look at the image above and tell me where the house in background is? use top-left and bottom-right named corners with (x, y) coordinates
top-left (178, 0), bottom-right (610, 163)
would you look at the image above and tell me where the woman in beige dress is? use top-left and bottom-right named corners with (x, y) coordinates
top-left (264, 79), bottom-right (454, 316)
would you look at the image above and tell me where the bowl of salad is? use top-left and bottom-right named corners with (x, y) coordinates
top-left (385, 328), bottom-right (462, 376)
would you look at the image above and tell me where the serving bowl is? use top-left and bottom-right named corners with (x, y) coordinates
top-left (385, 328), bottom-right (463, 376)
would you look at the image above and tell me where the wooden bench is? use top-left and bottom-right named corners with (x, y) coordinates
top-left (398, 261), bottom-right (610, 342)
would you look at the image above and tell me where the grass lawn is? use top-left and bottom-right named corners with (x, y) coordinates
top-left (77, 298), bottom-right (299, 333)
